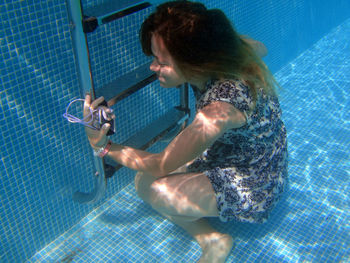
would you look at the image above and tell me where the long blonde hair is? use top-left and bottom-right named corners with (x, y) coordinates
top-left (140, 1), bottom-right (279, 101)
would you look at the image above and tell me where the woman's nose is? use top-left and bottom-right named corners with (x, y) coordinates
top-left (150, 59), bottom-right (159, 72)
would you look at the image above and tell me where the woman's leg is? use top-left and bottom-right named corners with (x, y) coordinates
top-left (135, 172), bottom-right (233, 263)
top-left (173, 218), bottom-right (234, 263)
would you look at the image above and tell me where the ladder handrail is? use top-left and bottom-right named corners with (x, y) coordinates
top-left (67, 0), bottom-right (107, 204)
top-left (66, 0), bottom-right (190, 204)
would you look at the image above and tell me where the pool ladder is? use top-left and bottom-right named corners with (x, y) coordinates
top-left (67, 0), bottom-right (190, 203)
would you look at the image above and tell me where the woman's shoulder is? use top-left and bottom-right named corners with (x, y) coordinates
top-left (206, 78), bottom-right (252, 97)
top-left (200, 78), bottom-right (253, 111)
top-left (208, 78), bottom-right (248, 88)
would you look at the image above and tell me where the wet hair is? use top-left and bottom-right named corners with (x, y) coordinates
top-left (140, 1), bottom-right (278, 100)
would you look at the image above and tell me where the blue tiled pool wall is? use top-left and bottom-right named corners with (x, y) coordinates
top-left (0, 0), bottom-right (349, 262)
top-left (199, 0), bottom-right (350, 73)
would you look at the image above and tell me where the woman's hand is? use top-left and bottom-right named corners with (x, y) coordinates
top-left (83, 94), bottom-right (112, 149)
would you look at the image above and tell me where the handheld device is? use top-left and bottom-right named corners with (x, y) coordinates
top-left (63, 98), bottom-right (115, 136)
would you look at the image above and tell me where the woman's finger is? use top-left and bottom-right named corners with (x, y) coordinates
top-left (101, 107), bottom-right (115, 121)
top-left (84, 93), bottom-right (92, 115)
top-left (90, 96), bottom-right (105, 110)
top-left (101, 123), bottom-right (111, 135)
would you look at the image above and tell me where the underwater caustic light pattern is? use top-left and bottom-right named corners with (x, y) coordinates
top-left (29, 19), bottom-right (349, 263)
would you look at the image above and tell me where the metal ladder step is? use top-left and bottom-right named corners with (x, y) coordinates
top-left (95, 62), bottom-right (157, 107)
top-left (83, 1), bottom-right (152, 32)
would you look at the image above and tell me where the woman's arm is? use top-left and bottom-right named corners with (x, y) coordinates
top-left (106, 101), bottom-right (246, 176)
top-left (241, 35), bottom-right (268, 57)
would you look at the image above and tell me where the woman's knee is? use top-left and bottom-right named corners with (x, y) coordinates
top-left (134, 173), bottom-right (167, 209)
top-left (134, 172), bottom-right (159, 203)
top-left (147, 177), bottom-right (181, 214)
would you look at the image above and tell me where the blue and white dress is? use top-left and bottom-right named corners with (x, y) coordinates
top-left (187, 79), bottom-right (288, 223)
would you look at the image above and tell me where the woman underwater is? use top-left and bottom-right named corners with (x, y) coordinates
top-left (84, 1), bottom-right (288, 262)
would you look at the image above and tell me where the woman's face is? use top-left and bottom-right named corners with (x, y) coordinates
top-left (150, 34), bottom-right (187, 88)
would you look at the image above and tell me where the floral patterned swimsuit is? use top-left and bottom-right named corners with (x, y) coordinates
top-left (187, 79), bottom-right (288, 223)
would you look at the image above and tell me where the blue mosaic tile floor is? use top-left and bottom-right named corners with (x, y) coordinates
top-left (29, 18), bottom-right (349, 263)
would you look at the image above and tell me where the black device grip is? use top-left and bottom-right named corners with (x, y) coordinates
top-left (99, 100), bottom-right (115, 136)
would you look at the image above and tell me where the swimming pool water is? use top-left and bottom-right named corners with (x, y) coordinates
top-left (29, 18), bottom-right (350, 263)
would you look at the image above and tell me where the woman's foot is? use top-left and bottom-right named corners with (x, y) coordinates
top-left (197, 233), bottom-right (234, 263)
